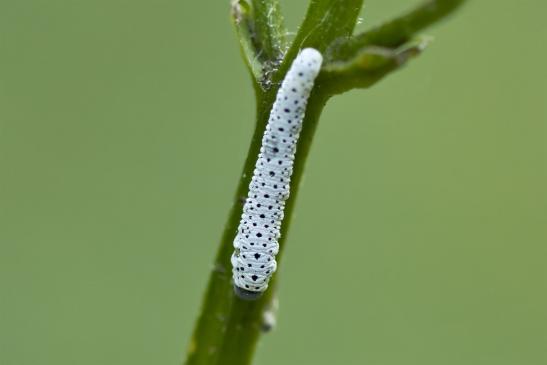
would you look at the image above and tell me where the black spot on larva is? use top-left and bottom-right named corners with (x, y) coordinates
top-left (259, 214), bottom-right (265, 218)
top-left (251, 275), bottom-right (258, 281)
top-left (264, 194), bottom-right (269, 198)
top-left (298, 72), bottom-right (303, 76)
top-left (291, 88), bottom-right (297, 92)
top-left (256, 233), bottom-right (262, 237)
top-left (284, 108), bottom-right (290, 113)
top-left (273, 147), bottom-right (279, 153)
top-left (269, 171), bottom-right (275, 177)
top-left (254, 253), bottom-right (261, 259)
top-left (278, 127), bottom-right (284, 132)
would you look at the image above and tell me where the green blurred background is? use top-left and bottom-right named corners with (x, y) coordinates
top-left (1, 1), bottom-right (545, 364)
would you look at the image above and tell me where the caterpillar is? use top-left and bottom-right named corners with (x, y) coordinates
top-left (231, 48), bottom-right (323, 300)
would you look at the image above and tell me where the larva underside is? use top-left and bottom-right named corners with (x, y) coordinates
top-left (231, 48), bottom-right (323, 299)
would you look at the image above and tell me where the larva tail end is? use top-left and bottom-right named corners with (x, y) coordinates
top-left (234, 285), bottom-right (263, 301)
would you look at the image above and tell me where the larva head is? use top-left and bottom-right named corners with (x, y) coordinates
top-left (296, 48), bottom-right (323, 77)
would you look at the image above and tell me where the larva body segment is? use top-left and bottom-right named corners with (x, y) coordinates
top-left (232, 48), bottom-right (323, 299)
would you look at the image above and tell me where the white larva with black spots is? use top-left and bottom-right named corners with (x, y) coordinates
top-left (231, 48), bottom-right (323, 299)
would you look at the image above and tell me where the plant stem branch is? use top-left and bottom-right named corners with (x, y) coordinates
top-left (328, 0), bottom-right (466, 61)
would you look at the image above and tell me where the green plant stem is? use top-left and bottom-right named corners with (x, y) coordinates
top-left (185, 0), bottom-right (466, 363)
top-left (185, 2), bottom-right (364, 362)
top-left (273, 0), bottom-right (364, 88)
top-left (249, 0), bottom-right (287, 61)
top-left (185, 87), bottom-right (328, 365)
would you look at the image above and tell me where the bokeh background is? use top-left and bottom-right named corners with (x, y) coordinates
top-left (1, 1), bottom-right (545, 364)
